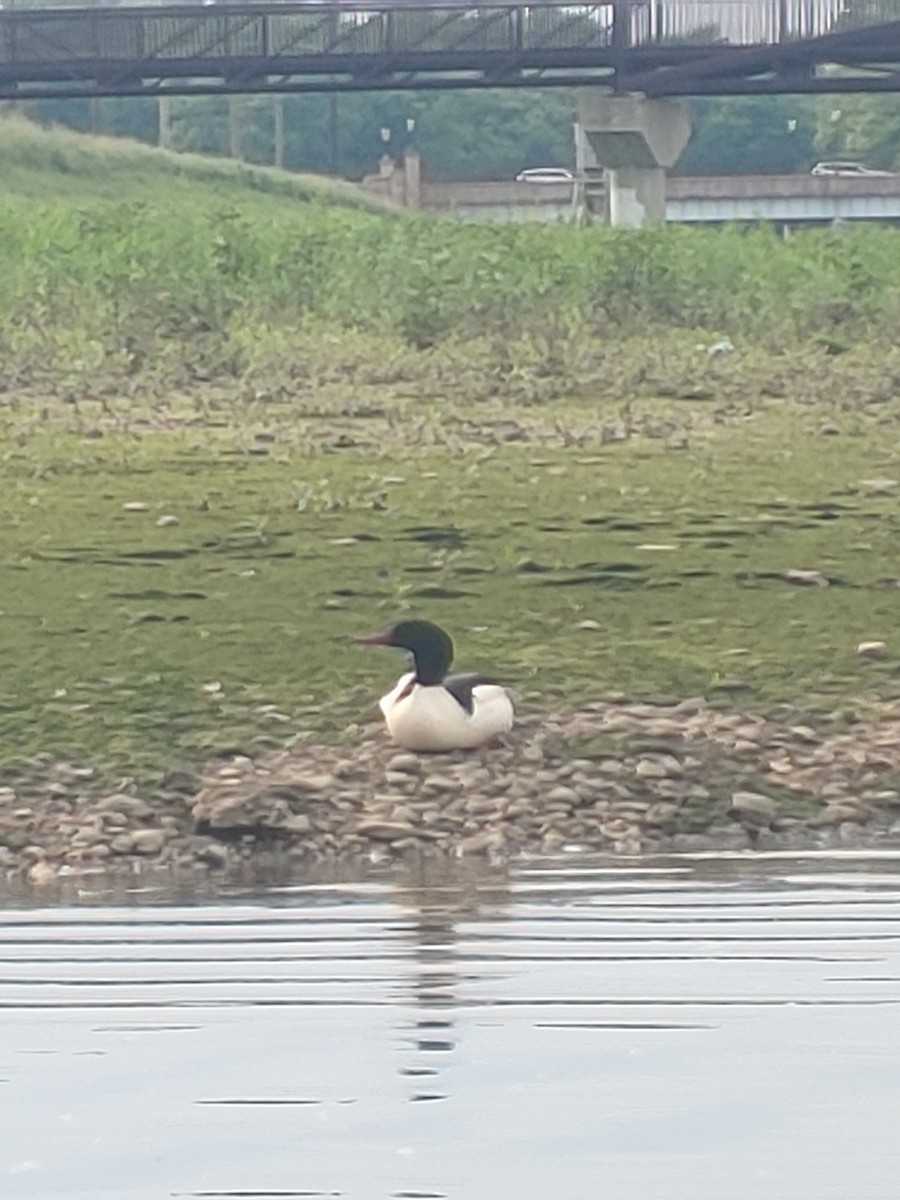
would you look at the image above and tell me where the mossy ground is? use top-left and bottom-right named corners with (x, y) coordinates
top-left (4, 348), bottom-right (900, 790)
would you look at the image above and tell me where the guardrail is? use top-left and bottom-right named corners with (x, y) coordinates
top-left (0, 0), bottom-right (894, 99)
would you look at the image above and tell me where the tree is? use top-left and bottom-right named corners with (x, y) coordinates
top-left (29, 96), bottom-right (158, 141)
top-left (25, 88), bottom-right (576, 181)
top-left (677, 96), bottom-right (818, 174)
top-left (399, 90), bottom-right (575, 180)
top-left (810, 95), bottom-right (900, 168)
top-left (28, 88), bottom-right (869, 182)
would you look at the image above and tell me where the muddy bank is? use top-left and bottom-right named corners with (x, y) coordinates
top-left (4, 696), bottom-right (900, 886)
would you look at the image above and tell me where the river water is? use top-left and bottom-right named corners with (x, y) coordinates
top-left (2, 850), bottom-right (900, 1200)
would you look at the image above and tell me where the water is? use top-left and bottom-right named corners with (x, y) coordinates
top-left (2, 851), bottom-right (900, 1200)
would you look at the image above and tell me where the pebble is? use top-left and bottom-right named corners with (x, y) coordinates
top-left (646, 802), bottom-right (680, 825)
top-left (465, 795), bottom-right (503, 815)
top-left (790, 725), bottom-right (820, 743)
top-left (857, 478), bottom-right (898, 495)
top-left (291, 774), bottom-right (336, 794)
top-left (731, 739), bottom-right (760, 755)
top-left (130, 829), bottom-right (167, 855)
top-left (384, 771), bottom-right (415, 787)
top-left (784, 568), bottom-right (829, 587)
top-left (458, 830), bottom-right (504, 855)
top-left (385, 753), bottom-right (421, 775)
top-left (819, 781), bottom-right (849, 800)
top-left (422, 775), bottom-right (463, 794)
top-left (544, 785), bottom-right (580, 806)
top-left (355, 819), bottom-right (418, 841)
top-left (811, 803), bottom-right (869, 827)
top-left (194, 842), bottom-right (231, 868)
top-left (5, 696), bottom-right (900, 880)
top-left (27, 861), bottom-right (57, 886)
top-left (280, 814), bottom-right (313, 833)
top-left (96, 794), bottom-right (154, 819)
top-left (869, 790), bottom-right (900, 807)
top-left (598, 819), bottom-right (637, 841)
top-left (597, 760), bottom-right (625, 776)
top-left (156, 514), bottom-right (180, 527)
top-left (634, 759), bottom-right (668, 779)
top-left (730, 791), bottom-right (778, 823)
top-left (838, 820), bottom-right (866, 841)
top-left (857, 641), bottom-right (888, 660)
top-left (122, 501), bottom-right (149, 512)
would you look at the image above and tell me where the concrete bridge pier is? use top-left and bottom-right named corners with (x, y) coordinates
top-left (576, 93), bottom-right (691, 226)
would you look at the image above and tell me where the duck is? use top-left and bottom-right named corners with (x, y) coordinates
top-left (355, 618), bottom-right (514, 752)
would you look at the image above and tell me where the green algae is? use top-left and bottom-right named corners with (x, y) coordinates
top-left (3, 371), bottom-right (900, 789)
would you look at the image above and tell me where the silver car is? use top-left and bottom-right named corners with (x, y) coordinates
top-left (810, 161), bottom-right (894, 177)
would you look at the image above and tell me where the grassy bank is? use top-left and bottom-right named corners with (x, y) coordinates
top-left (2, 117), bottom-right (900, 793)
top-left (0, 112), bottom-right (393, 210)
top-left (2, 116), bottom-right (900, 393)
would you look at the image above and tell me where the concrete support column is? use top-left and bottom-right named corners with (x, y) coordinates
top-left (576, 93), bottom-right (691, 226)
top-left (403, 150), bottom-right (422, 210)
top-left (273, 97), bottom-right (285, 169)
top-left (158, 96), bottom-right (173, 151)
top-left (607, 164), bottom-right (667, 226)
top-left (228, 95), bottom-right (243, 161)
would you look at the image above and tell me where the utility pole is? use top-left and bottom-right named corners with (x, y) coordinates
top-left (329, 93), bottom-right (339, 174)
top-left (229, 95), bottom-right (243, 160)
top-left (273, 97), bottom-right (285, 169)
top-left (158, 96), bottom-right (173, 150)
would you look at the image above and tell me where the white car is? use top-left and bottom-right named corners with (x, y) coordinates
top-left (810, 161), bottom-right (894, 177)
top-left (515, 167), bottom-right (575, 183)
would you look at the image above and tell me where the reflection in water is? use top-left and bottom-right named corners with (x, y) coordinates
top-left (1, 852), bottom-right (900, 1200)
top-left (393, 861), bottom-right (512, 1095)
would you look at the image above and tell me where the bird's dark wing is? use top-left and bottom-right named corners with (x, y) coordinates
top-left (442, 672), bottom-right (499, 714)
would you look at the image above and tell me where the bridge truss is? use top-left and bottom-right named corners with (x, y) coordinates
top-left (1, 0), bottom-right (900, 100)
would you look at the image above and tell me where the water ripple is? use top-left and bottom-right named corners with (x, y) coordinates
top-left (1, 852), bottom-right (900, 1200)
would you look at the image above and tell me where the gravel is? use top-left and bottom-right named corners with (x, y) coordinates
top-left (5, 696), bottom-right (900, 886)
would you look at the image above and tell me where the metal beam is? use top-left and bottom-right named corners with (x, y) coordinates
top-left (0, 0), bottom-right (900, 99)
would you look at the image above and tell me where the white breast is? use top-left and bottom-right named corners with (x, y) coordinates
top-left (378, 672), bottom-right (514, 752)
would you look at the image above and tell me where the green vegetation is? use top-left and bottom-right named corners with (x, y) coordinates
top-left (677, 96), bottom-right (818, 176)
top-left (2, 117), bottom-right (900, 791)
top-left (0, 114), bottom-right (394, 209)
top-left (2, 114), bottom-right (900, 386)
top-left (35, 89), bottom-right (577, 182)
top-left (811, 93), bottom-right (900, 172)
top-left (32, 88), bottom-right (872, 182)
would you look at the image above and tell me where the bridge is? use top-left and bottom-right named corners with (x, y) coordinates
top-left (666, 172), bottom-right (900, 223)
top-left (364, 156), bottom-right (900, 224)
top-left (434, 174), bottom-right (900, 225)
top-left (1, 0), bottom-right (900, 101)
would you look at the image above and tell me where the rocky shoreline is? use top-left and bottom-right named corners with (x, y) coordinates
top-left (3, 695), bottom-right (900, 887)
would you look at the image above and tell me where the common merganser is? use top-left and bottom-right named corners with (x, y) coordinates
top-left (356, 619), bottom-right (514, 752)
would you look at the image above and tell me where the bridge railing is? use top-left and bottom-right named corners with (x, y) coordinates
top-left (0, 0), bottom-right (874, 53)
top-left (0, 0), bottom-right (894, 91)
